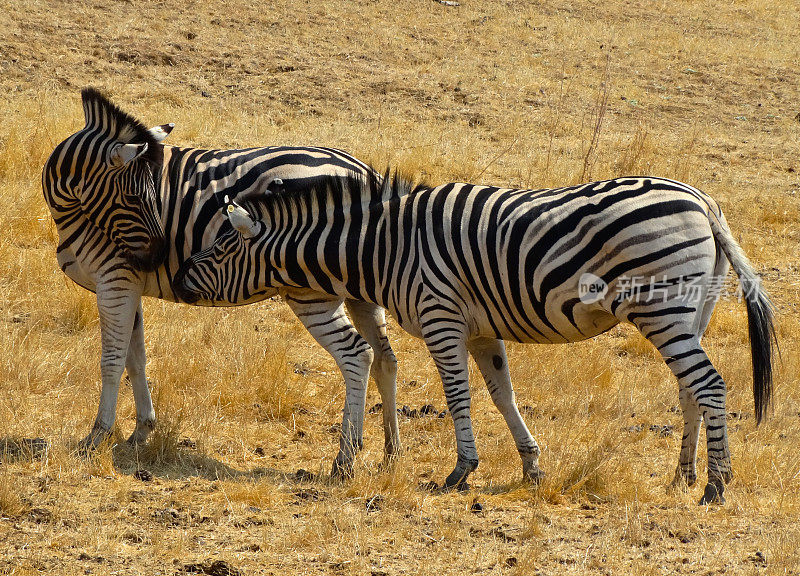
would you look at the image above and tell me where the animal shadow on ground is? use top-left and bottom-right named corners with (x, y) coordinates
top-left (0, 433), bottom-right (296, 486)
top-left (3, 434), bottom-right (538, 498)
top-left (107, 439), bottom-right (299, 484)
top-left (0, 437), bottom-right (50, 463)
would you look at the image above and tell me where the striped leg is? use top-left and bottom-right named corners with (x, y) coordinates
top-left (651, 331), bottom-right (732, 504)
top-left (467, 338), bottom-right (544, 483)
top-left (81, 285), bottom-right (142, 450)
top-left (345, 300), bottom-right (401, 459)
top-left (284, 291), bottom-right (374, 479)
top-left (674, 253), bottom-right (730, 482)
top-left (669, 385), bottom-right (702, 489)
top-left (421, 319), bottom-right (477, 490)
top-left (125, 303), bottom-right (157, 445)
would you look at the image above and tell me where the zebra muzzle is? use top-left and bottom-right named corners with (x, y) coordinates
top-left (124, 236), bottom-right (167, 272)
top-left (173, 260), bottom-right (202, 304)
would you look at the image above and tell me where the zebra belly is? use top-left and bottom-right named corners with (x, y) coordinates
top-left (465, 298), bottom-right (621, 344)
top-left (57, 246), bottom-right (99, 293)
top-left (385, 308), bottom-right (425, 339)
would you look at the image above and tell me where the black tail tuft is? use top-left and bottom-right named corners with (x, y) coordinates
top-left (710, 213), bottom-right (778, 426)
top-left (745, 290), bottom-right (777, 425)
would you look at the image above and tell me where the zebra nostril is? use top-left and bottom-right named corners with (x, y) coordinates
top-left (125, 237), bottom-right (167, 272)
top-left (173, 261), bottom-right (200, 304)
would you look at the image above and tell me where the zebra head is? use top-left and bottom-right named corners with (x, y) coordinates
top-left (42, 88), bottom-right (171, 271)
top-left (174, 198), bottom-right (275, 305)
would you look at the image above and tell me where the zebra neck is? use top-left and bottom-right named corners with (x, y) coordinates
top-left (262, 196), bottom-right (410, 310)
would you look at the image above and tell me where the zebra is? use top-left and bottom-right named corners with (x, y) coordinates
top-left (175, 170), bottom-right (777, 504)
top-left (41, 88), bottom-right (402, 469)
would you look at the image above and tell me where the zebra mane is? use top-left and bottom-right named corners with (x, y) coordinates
top-left (359, 166), bottom-right (426, 206)
top-left (251, 166), bottom-right (426, 215)
top-left (80, 87), bottom-right (162, 164)
top-left (381, 167), bottom-right (427, 201)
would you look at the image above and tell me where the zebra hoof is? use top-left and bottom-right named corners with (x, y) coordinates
top-left (126, 419), bottom-right (156, 446)
top-left (126, 430), bottom-right (148, 447)
top-left (330, 458), bottom-right (354, 481)
top-left (668, 467), bottom-right (697, 492)
top-left (440, 479), bottom-right (471, 493)
top-left (523, 466), bottom-right (546, 485)
top-left (383, 440), bottom-right (402, 461)
top-left (420, 480), bottom-right (470, 493)
top-left (78, 425), bottom-right (112, 456)
top-left (442, 461), bottom-right (477, 492)
top-left (377, 455), bottom-right (399, 473)
top-left (698, 481), bottom-right (725, 505)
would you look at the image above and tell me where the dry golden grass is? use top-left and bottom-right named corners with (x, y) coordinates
top-left (1, 0), bottom-right (800, 574)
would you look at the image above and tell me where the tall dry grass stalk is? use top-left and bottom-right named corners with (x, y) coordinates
top-left (579, 56), bottom-right (612, 183)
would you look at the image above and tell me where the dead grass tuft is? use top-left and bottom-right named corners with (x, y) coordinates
top-left (0, 467), bottom-right (29, 519)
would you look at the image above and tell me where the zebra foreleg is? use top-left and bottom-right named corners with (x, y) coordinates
top-left (652, 332), bottom-right (732, 504)
top-left (125, 302), bottom-right (157, 446)
top-left (284, 292), bottom-right (374, 479)
top-left (467, 337), bottom-right (544, 484)
top-left (81, 285), bottom-right (142, 452)
top-left (345, 300), bottom-right (401, 460)
top-left (421, 322), bottom-right (477, 490)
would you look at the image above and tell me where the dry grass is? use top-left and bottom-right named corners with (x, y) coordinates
top-left (1, 0), bottom-right (799, 574)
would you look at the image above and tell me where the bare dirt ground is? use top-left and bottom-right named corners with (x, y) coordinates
top-left (1, 0), bottom-right (799, 574)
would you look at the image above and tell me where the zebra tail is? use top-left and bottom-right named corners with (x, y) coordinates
top-left (709, 215), bottom-right (778, 425)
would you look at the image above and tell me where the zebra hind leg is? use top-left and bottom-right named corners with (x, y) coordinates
top-left (667, 284), bottom-right (717, 489)
top-left (467, 337), bottom-right (544, 484)
top-left (345, 300), bottom-right (401, 461)
top-left (669, 247), bottom-right (729, 488)
top-left (668, 385), bottom-right (702, 491)
top-left (648, 329), bottom-right (732, 504)
top-left (284, 291), bottom-right (373, 480)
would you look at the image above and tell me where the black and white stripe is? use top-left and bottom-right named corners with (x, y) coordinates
top-left (42, 88), bottom-right (400, 463)
top-left (177, 171), bottom-right (776, 503)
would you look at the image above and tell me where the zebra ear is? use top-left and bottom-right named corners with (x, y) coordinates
top-left (108, 142), bottom-right (149, 167)
top-left (236, 178), bottom-right (285, 204)
top-left (226, 203), bottom-right (262, 239)
top-left (147, 123), bottom-right (174, 143)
